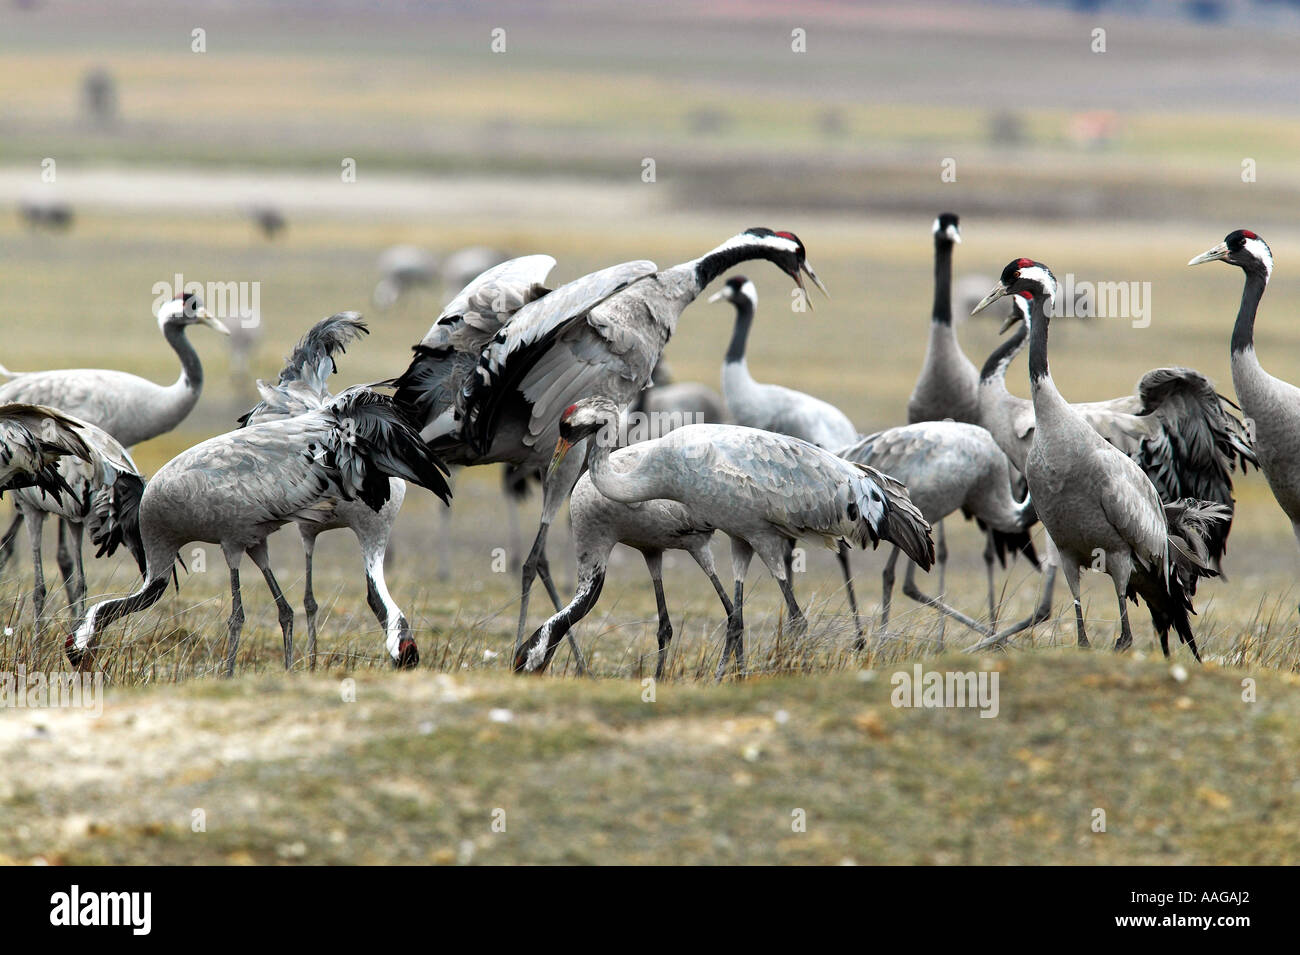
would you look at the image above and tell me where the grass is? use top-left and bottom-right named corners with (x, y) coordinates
top-left (3, 0), bottom-right (1300, 864)
top-left (2, 653), bottom-right (1298, 864)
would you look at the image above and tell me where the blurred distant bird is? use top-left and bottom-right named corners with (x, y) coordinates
top-left (249, 205), bottom-right (286, 240)
top-left (240, 312), bottom-right (421, 669)
top-left (440, 246), bottom-right (510, 295)
top-left (523, 398), bottom-right (932, 678)
top-left (81, 67), bottom-right (118, 125)
top-left (373, 245), bottom-right (439, 310)
top-left (18, 199), bottom-right (74, 232)
top-left (68, 389), bottom-right (451, 676)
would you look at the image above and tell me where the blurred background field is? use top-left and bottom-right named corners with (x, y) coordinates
top-left (2, 0), bottom-right (1300, 863)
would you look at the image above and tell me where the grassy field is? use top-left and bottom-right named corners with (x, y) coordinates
top-left (2, 654), bottom-right (1298, 865)
top-left (3, 0), bottom-right (1300, 865)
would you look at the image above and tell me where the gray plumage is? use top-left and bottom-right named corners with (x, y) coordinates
top-left (373, 245), bottom-right (439, 311)
top-left (711, 276), bottom-right (856, 448)
top-left (241, 313), bottom-right (421, 668)
top-left (840, 421), bottom-right (1035, 643)
top-left (626, 360), bottom-right (728, 443)
top-left (907, 214), bottom-right (979, 426)
top-left (1188, 231), bottom-right (1300, 550)
top-left (513, 473), bottom-right (732, 678)
top-left (538, 397), bottom-right (933, 677)
top-left (397, 229), bottom-right (827, 655)
top-left (972, 261), bottom-right (1227, 659)
top-left (0, 404), bottom-right (145, 629)
top-left (68, 390), bottom-right (451, 676)
top-left (0, 293), bottom-right (229, 447)
top-left (980, 295), bottom-right (1253, 531)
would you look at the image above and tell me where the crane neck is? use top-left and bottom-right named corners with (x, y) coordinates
top-left (1026, 294), bottom-right (1052, 387)
top-left (931, 239), bottom-right (955, 325)
top-left (723, 296), bottom-right (755, 364)
top-left (980, 318), bottom-right (1027, 383)
top-left (584, 426), bottom-right (661, 504)
top-left (1231, 268), bottom-right (1269, 356)
top-left (163, 321), bottom-right (205, 395)
top-left (691, 238), bottom-right (789, 293)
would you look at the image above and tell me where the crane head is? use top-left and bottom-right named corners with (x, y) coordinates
top-left (972, 259), bottom-right (1057, 316)
top-left (549, 396), bottom-right (620, 477)
top-left (158, 292), bottom-right (231, 335)
top-left (739, 227), bottom-right (828, 303)
top-left (706, 275), bottom-right (757, 308)
top-left (1189, 229), bottom-right (1273, 279)
top-left (932, 212), bottom-right (961, 246)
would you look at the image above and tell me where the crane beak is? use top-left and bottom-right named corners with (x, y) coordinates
top-left (548, 437), bottom-right (573, 479)
top-left (1188, 242), bottom-right (1230, 266)
top-left (801, 260), bottom-right (830, 298)
top-left (998, 312), bottom-right (1023, 334)
top-left (707, 289), bottom-right (727, 304)
top-left (945, 225), bottom-right (962, 245)
top-left (197, 307), bottom-right (231, 335)
top-left (971, 283), bottom-right (1008, 315)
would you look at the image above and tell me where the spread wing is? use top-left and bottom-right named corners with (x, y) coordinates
top-left (391, 255), bottom-right (557, 435)
top-left (459, 259), bottom-right (658, 451)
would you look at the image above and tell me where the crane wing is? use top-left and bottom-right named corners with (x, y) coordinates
top-left (460, 259), bottom-right (658, 451)
top-left (391, 255), bottom-right (557, 435)
top-left (1098, 450), bottom-right (1169, 572)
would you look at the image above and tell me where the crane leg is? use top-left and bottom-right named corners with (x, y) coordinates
top-left (875, 545), bottom-right (902, 647)
top-left (643, 551), bottom-right (673, 680)
top-left (362, 543), bottom-right (416, 668)
top-left (247, 542), bottom-right (295, 671)
top-left (1110, 562), bottom-right (1134, 653)
top-left (688, 543), bottom-right (736, 619)
top-left (513, 571), bottom-right (604, 675)
top-left (23, 506), bottom-right (47, 635)
top-left (775, 575), bottom-right (807, 641)
top-left (1061, 558), bottom-right (1090, 649)
top-left (61, 521), bottom-right (86, 620)
top-left (836, 541), bottom-right (865, 647)
top-left (516, 444), bottom-right (586, 674)
top-left (716, 538), bottom-right (752, 681)
top-left (222, 557), bottom-right (246, 678)
top-left (901, 559), bottom-right (993, 648)
top-left (299, 527), bottom-right (320, 671)
top-left (504, 467), bottom-right (524, 574)
top-left (0, 510), bottom-right (22, 573)
top-left (964, 544), bottom-right (1061, 652)
top-left (983, 531), bottom-right (997, 632)
top-left (934, 519), bottom-right (949, 646)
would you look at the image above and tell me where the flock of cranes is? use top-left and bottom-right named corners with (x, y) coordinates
top-left (0, 215), bottom-right (1289, 679)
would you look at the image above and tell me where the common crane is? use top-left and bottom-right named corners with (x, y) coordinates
top-left (67, 390), bottom-right (451, 676)
top-left (239, 312), bottom-right (421, 669)
top-left (972, 260), bottom-right (1227, 659)
top-left (396, 228), bottom-right (828, 659)
top-left (528, 397), bottom-right (932, 678)
top-left (971, 289), bottom-right (1254, 650)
